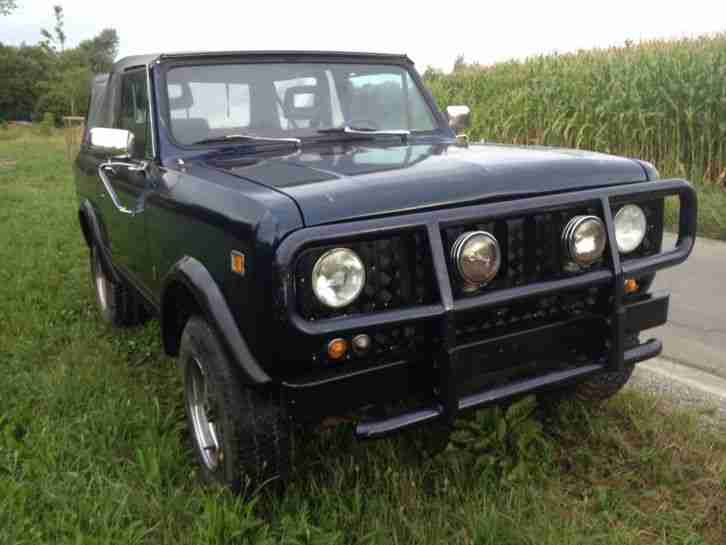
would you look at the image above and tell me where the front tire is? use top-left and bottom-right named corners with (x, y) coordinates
top-left (179, 316), bottom-right (290, 493)
top-left (89, 244), bottom-right (146, 327)
top-left (569, 364), bottom-right (635, 402)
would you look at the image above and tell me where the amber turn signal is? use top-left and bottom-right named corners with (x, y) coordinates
top-left (327, 338), bottom-right (348, 361)
top-left (230, 251), bottom-right (245, 276)
top-left (624, 278), bottom-right (639, 295)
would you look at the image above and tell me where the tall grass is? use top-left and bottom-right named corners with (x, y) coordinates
top-left (426, 34), bottom-right (726, 190)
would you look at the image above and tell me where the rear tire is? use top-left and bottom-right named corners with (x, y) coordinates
top-left (179, 316), bottom-right (290, 493)
top-left (89, 244), bottom-right (146, 327)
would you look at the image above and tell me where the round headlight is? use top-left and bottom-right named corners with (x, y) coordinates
top-left (451, 231), bottom-right (501, 289)
top-left (562, 215), bottom-right (606, 267)
top-left (312, 248), bottom-right (366, 308)
top-left (614, 204), bottom-right (647, 253)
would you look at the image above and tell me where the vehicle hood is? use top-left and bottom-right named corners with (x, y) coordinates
top-left (206, 142), bottom-right (648, 226)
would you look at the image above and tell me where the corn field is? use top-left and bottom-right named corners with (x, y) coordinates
top-left (426, 34), bottom-right (726, 188)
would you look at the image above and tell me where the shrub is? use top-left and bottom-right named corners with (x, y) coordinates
top-left (39, 112), bottom-right (55, 136)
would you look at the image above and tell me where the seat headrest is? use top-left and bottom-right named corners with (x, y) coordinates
top-left (283, 85), bottom-right (322, 121)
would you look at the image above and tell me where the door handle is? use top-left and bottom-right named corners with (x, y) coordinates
top-left (97, 161), bottom-right (140, 215)
top-left (101, 164), bottom-right (118, 176)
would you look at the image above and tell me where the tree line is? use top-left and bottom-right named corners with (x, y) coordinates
top-left (0, 4), bottom-right (118, 124)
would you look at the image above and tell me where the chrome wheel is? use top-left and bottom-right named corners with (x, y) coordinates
top-left (93, 251), bottom-right (110, 311)
top-left (186, 357), bottom-right (221, 471)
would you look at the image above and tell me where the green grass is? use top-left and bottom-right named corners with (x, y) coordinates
top-left (2, 128), bottom-right (726, 544)
top-left (425, 33), bottom-right (726, 240)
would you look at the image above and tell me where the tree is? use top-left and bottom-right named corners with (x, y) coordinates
top-left (76, 28), bottom-right (119, 73)
top-left (1, 3), bottom-right (118, 123)
top-left (0, 0), bottom-right (17, 16)
top-left (40, 5), bottom-right (66, 52)
top-left (0, 43), bottom-right (53, 120)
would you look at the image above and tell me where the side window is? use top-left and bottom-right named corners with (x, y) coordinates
top-left (83, 74), bottom-right (108, 144)
top-left (118, 70), bottom-right (151, 159)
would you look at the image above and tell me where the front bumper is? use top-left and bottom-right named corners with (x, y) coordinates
top-left (276, 180), bottom-right (696, 436)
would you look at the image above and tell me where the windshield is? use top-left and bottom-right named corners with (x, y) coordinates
top-left (165, 63), bottom-right (438, 145)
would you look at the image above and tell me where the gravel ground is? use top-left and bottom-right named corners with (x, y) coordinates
top-left (626, 357), bottom-right (726, 430)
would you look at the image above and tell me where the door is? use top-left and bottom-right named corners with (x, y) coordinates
top-left (101, 68), bottom-right (153, 285)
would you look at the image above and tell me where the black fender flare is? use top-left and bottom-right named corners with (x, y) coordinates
top-left (78, 199), bottom-right (121, 284)
top-left (161, 256), bottom-right (271, 386)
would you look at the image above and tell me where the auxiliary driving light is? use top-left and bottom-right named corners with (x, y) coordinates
top-left (451, 231), bottom-right (501, 290)
top-left (562, 215), bottom-right (607, 267)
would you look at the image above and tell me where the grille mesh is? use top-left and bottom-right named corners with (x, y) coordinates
top-left (455, 286), bottom-right (607, 345)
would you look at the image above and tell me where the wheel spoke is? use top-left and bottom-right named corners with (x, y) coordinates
top-left (186, 358), bottom-right (221, 471)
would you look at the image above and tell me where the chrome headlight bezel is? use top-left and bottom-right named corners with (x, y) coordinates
top-left (614, 204), bottom-right (647, 254)
top-left (311, 248), bottom-right (366, 309)
top-left (451, 230), bottom-right (502, 290)
top-left (562, 215), bottom-right (607, 267)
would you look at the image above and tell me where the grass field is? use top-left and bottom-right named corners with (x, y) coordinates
top-left (426, 33), bottom-right (726, 240)
top-left (2, 128), bottom-right (726, 544)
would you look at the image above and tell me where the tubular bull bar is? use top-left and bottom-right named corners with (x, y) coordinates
top-left (275, 180), bottom-right (697, 437)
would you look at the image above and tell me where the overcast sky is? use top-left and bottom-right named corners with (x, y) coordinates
top-left (3, 0), bottom-right (726, 71)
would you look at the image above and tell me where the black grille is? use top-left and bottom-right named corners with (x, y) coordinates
top-left (443, 206), bottom-right (608, 297)
top-left (455, 286), bottom-right (608, 345)
top-left (295, 230), bottom-right (437, 320)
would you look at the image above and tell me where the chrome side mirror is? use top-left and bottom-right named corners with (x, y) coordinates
top-left (446, 105), bottom-right (471, 133)
top-left (89, 127), bottom-right (135, 159)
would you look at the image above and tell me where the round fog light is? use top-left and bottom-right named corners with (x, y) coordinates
top-left (352, 334), bottom-right (371, 354)
top-left (562, 215), bottom-right (606, 267)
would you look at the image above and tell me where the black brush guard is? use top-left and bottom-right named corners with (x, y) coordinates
top-left (275, 180), bottom-right (697, 437)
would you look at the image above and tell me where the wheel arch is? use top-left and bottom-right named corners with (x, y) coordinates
top-left (78, 199), bottom-right (120, 283)
top-left (160, 256), bottom-right (271, 386)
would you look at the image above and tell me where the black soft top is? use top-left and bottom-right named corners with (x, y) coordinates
top-left (112, 51), bottom-right (412, 73)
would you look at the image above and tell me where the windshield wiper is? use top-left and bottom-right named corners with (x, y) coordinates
top-left (192, 134), bottom-right (301, 148)
top-left (317, 125), bottom-right (410, 141)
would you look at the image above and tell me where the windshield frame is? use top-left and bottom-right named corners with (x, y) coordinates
top-left (156, 55), bottom-right (452, 152)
